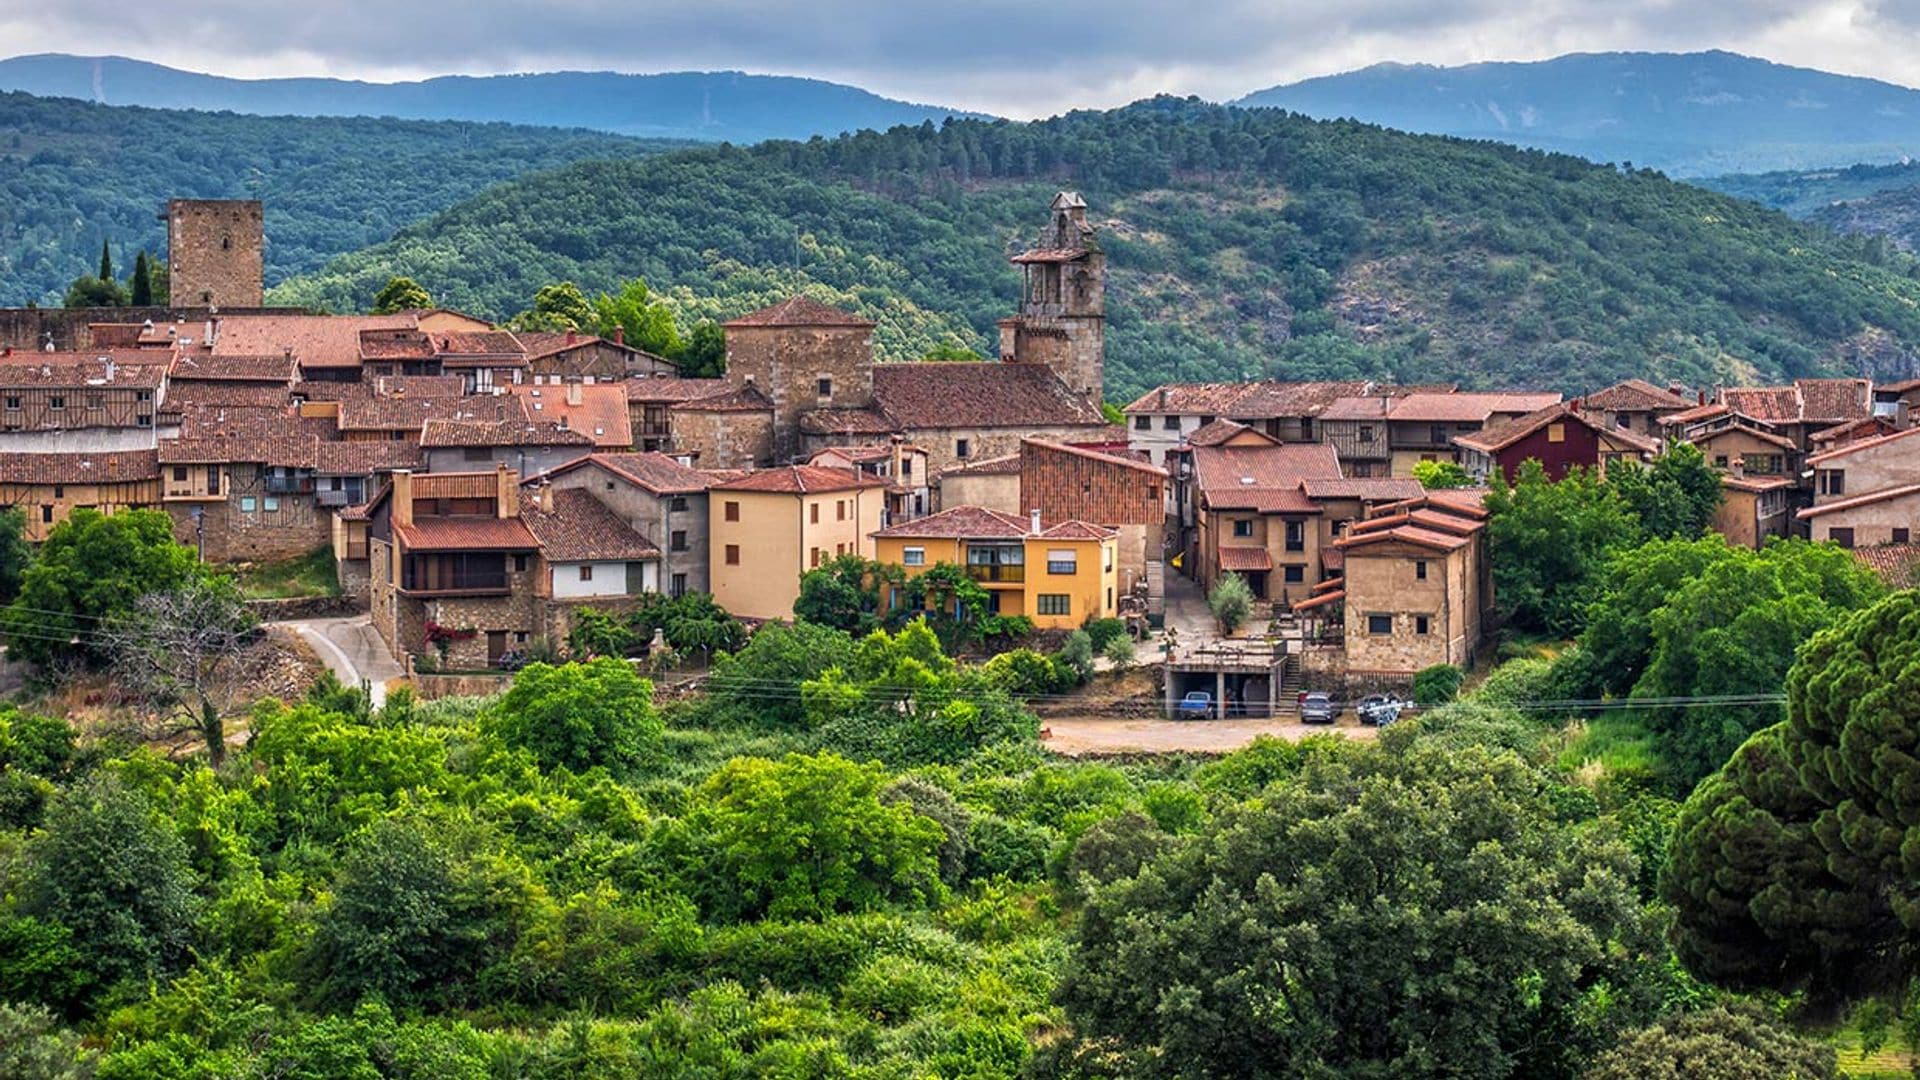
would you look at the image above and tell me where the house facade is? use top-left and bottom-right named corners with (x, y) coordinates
top-left (538, 452), bottom-right (715, 598)
top-left (706, 465), bottom-right (892, 620)
top-left (870, 506), bottom-right (1119, 630)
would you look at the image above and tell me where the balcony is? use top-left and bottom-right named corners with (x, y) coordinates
top-left (265, 476), bottom-right (316, 495)
top-left (401, 554), bottom-right (511, 596)
top-left (965, 564), bottom-right (1025, 583)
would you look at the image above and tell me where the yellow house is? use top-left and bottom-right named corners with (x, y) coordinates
top-left (871, 505), bottom-right (1118, 630)
top-left (708, 465), bottom-right (892, 620)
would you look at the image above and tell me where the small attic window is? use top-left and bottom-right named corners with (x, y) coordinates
top-left (1239, 476), bottom-right (1255, 485)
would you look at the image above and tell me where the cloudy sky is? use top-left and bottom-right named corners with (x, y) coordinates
top-left (4, 0), bottom-right (1920, 116)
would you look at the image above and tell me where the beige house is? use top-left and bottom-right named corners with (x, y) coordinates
top-left (1799, 484), bottom-right (1920, 549)
top-left (1714, 473), bottom-right (1794, 549)
top-left (1807, 426), bottom-right (1920, 506)
top-left (935, 453), bottom-right (1020, 513)
top-left (1309, 495), bottom-right (1491, 678)
top-left (0, 450), bottom-right (160, 541)
top-left (707, 465), bottom-right (892, 619)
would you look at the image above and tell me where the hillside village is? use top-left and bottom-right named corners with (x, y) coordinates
top-left (0, 193), bottom-right (1916, 707)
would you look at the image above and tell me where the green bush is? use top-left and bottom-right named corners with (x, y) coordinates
top-left (1081, 618), bottom-right (1129, 652)
top-left (1412, 663), bottom-right (1464, 705)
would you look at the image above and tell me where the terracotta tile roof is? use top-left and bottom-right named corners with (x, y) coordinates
top-left (514, 331), bottom-right (672, 369)
top-left (545, 452), bottom-right (709, 495)
top-left (520, 488), bottom-right (659, 562)
top-left (1798, 483), bottom-right (1920, 519)
top-left (1721, 473), bottom-right (1796, 494)
top-left (1693, 422), bottom-right (1800, 453)
top-left (1375, 490), bottom-right (1492, 520)
top-left (1806, 424), bottom-right (1920, 465)
top-left (1190, 443), bottom-right (1343, 512)
top-left (0, 450), bottom-right (158, 485)
top-left (1582, 378), bottom-right (1692, 412)
top-left (299, 375), bottom-right (468, 401)
top-left (1387, 392), bottom-right (1562, 423)
top-left (357, 328), bottom-right (438, 361)
top-left (433, 331), bottom-right (528, 367)
top-left (1665, 402), bottom-right (1731, 426)
top-left (212, 314), bottom-right (415, 369)
top-left (678, 384), bottom-right (774, 413)
top-left (420, 419), bottom-right (596, 449)
top-left (940, 453), bottom-right (1021, 476)
top-left (338, 395), bottom-right (526, 432)
top-left (174, 406), bottom-right (322, 440)
top-left (710, 464), bottom-right (891, 495)
top-left (1183, 419), bottom-right (1266, 446)
top-left (1454, 403), bottom-right (1656, 455)
top-left (1037, 519), bottom-right (1116, 540)
top-left (799, 406), bottom-right (896, 435)
top-left (158, 435), bottom-right (319, 468)
top-left (1879, 377), bottom-right (1920, 395)
top-left (509, 384), bottom-right (632, 448)
top-left (165, 382), bottom-right (294, 411)
top-left (1122, 380), bottom-right (1374, 418)
top-left (810, 442), bottom-right (927, 466)
top-left (169, 352), bottom-right (297, 383)
top-left (1720, 386), bottom-right (1803, 423)
top-left (1290, 587), bottom-right (1345, 611)
top-left (723, 295), bottom-right (875, 328)
top-left (0, 352), bottom-right (167, 389)
top-left (1337, 523), bottom-right (1473, 552)
top-left (1298, 477), bottom-right (1425, 501)
top-left (1852, 543), bottom-right (1920, 586)
top-left (1795, 378), bottom-right (1874, 423)
top-left (623, 376), bottom-right (730, 403)
top-left (1217, 546), bottom-right (1273, 571)
top-left (1810, 415), bottom-right (1899, 446)
top-left (873, 504), bottom-right (1029, 539)
top-left (1021, 437), bottom-right (1166, 476)
top-left (1317, 397), bottom-right (1394, 422)
top-left (314, 441), bottom-right (423, 475)
top-left (872, 362), bottom-right (1104, 429)
top-left (395, 516), bottom-right (539, 552)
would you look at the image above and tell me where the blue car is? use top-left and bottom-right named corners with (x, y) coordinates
top-left (1177, 691), bottom-right (1213, 720)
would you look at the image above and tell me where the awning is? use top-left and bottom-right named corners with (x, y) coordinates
top-left (1218, 547), bottom-right (1273, 572)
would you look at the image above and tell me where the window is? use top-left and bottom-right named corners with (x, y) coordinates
top-left (136, 414), bottom-right (151, 428)
top-left (724, 500), bottom-right (740, 522)
top-left (1047, 549), bottom-right (1077, 574)
top-left (955, 438), bottom-right (971, 459)
top-left (1283, 565), bottom-right (1305, 584)
top-left (172, 466), bottom-right (188, 482)
top-left (2, 396), bottom-right (17, 410)
top-left (462, 447), bottom-right (492, 463)
top-left (1162, 415), bottom-right (1180, 430)
top-left (836, 499), bottom-right (847, 521)
top-left (811, 547), bottom-right (823, 567)
top-left (1896, 528), bottom-right (1912, 544)
top-left (39, 505), bottom-right (51, 523)
top-left (900, 458), bottom-right (912, 478)
top-left (579, 565), bottom-right (594, 582)
top-left (51, 486), bottom-right (62, 499)
top-left (239, 496), bottom-right (257, 512)
top-left (671, 573), bottom-right (687, 597)
top-left (1547, 423), bottom-right (1566, 443)
top-left (1615, 414), bottom-right (1630, 429)
top-left (85, 393), bottom-right (102, 409)
top-left (1367, 613), bottom-right (1393, 635)
top-left (670, 496), bottom-right (688, 512)
top-left (1037, 594), bottom-right (1071, 616)
top-left (1133, 415), bottom-right (1150, 430)
top-left (1430, 424), bottom-right (1446, 445)
top-left (1358, 424), bottom-right (1375, 444)
top-left (514, 632), bottom-right (529, 644)
top-left (1830, 527), bottom-right (1856, 549)
top-left (1818, 469), bottom-right (1846, 497)
top-left (1415, 560), bottom-right (1428, 581)
top-left (810, 503), bottom-right (820, 524)
top-left (903, 546), bottom-right (925, 566)
top-left (262, 497), bottom-right (279, 512)
top-left (1232, 519), bottom-right (1253, 538)
top-left (513, 554), bottom-right (529, 573)
top-left (1284, 519), bottom-right (1305, 552)
top-left (817, 377), bottom-right (833, 398)
top-left (1714, 455), bottom-right (1729, 469)
top-left (670, 530), bottom-right (688, 552)
top-left (47, 396), bottom-right (63, 410)
top-left (725, 544), bottom-right (740, 565)
top-left (1415, 615), bottom-right (1431, 636)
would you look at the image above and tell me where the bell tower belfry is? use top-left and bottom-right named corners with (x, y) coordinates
top-left (999, 191), bottom-right (1104, 405)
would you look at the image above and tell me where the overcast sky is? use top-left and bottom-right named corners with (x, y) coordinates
top-left (5, 0), bottom-right (1920, 117)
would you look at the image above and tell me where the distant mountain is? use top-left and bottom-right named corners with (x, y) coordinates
top-left (1696, 161), bottom-right (1920, 219)
top-left (0, 54), bottom-right (990, 143)
top-left (0, 91), bottom-right (676, 305)
top-left (1237, 51), bottom-right (1920, 176)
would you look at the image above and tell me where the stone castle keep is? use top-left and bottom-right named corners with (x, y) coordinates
top-left (166, 198), bottom-right (264, 308)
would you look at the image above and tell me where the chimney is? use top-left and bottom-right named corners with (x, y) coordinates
top-left (1698, 390), bottom-right (1708, 405)
top-left (565, 382), bottom-right (582, 407)
top-left (496, 463), bottom-right (520, 517)
top-left (1568, 398), bottom-right (1580, 414)
top-left (535, 478), bottom-right (553, 512)
top-left (889, 432), bottom-right (905, 480)
top-left (392, 469), bottom-right (414, 528)
top-left (565, 329), bottom-right (577, 346)
top-left (1030, 508), bottom-right (1043, 535)
top-left (612, 326), bottom-right (625, 347)
top-left (1158, 387), bottom-right (1168, 409)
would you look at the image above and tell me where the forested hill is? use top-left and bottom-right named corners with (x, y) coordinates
top-left (0, 54), bottom-right (988, 142)
top-left (276, 97), bottom-right (1920, 401)
top-left (0, 92), bottom-right (680, 305)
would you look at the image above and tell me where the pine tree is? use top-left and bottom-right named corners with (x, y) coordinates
top-left (129, 253), bottom-right (153, 307)
top-left (97, 239), bottom-right (112, 283)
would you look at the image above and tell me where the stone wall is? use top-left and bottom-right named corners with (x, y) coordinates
top-left (406, 671), bottom-right (512, 700)
top-left (337, 557), bottom-right (371, 606)
top-left (671, 408), bottom-right (773, 469)
top-left (724, 325), bottom-right (874, 462)
top-left (546, 465), bottom-right (711, 594)
top-left (168, 199), bottom-right (265, 308)
top-left (168, 489), bottom-right (331, 563)
top-left (909, 422), bottom-right (1106, 479)
top-left (243, 595), bottom-right (358, 621)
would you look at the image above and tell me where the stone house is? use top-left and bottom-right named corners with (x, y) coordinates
top-left (864, 361), bottom-right (1108, 477)
top-left (1314, 494), bottom-right (1492, 678)
top-left (0, 351), bottom-right (167, 452)
top-left (1453, 401), bottom-right (1657, 484)
top-left (419, 418), bottom-right (596, 476)
top-left (0, 450), bottom-right (161, 541)
top-left (1016, 438), bottom-right (1167, 596)
top-left (1187, 440), bottom-right (1345, 607)
top-left (537, 451), bottom-right (715, 597)
top-left (706, 465), bottom-right (891, 620)
top-left (1714, 473), bottom-right (1795, 549)
top-left (519, 483), bottom-right (661, 599)
top-left (723, 296), bottom-right (877, 464)
top-left (1581, 378), bottom-right (1693, 441)
top-left (662, 385), bottom-right (776, 468)
top-left (167, 198), bottom-right (263, 308)
top-left (1382, 392), bottom-right (1562, 477)
top-left (934, 452), bottom-right (1020, 514)
top-left (517, 329), bottom-right (677, 383)
top-left (1689, 421), bottom-right (1802, 481)
top-left (808, 439), bottom-right (931, 524)
top-left (1123, 380), bottom-right (1374, 468)
top-left (158, 433), bottom-right (330, 561)
top-left (871, 505), bottom-right (1119, 630)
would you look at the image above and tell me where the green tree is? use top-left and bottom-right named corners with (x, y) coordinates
top-left (1412, 459), bottom-right (1473, 489)
top-left (0, 507), bottom-right (30, 604)
top-left (97, 238), bottom-right (112, 282)
top-left (0, 1003), bottom-right (95, 1080)
top-left (101, 576), bottom-right (257, 766)
top-left (1101, 632), bottom-right (1136, 672)
top-left (793, 554), bottom-right (897, 635)
top-left (486, 658), bottom-right (663, 773)
top-left (1412, 662), bottom-right (1464, 704)
top-left (690, 752), bottom-right (945, 921)
top-left (1057, 740), bottom-right (1662, 1078)
top-left (805, 619), bottom-right (1037, 765)
top-left (370, 275), bottom-right (433, 314)
top-left (1664, 590), bottom-right (1920, 1002)
top-left (592, 278), bottom-right (683, 357)
top-left (1485, 460), bottom-right (1640, 636)
top-left (1555, 535), bottom-right (1736, 699)
top-left (19, 776), bottom-right (197, 998)
top-left (128, 251), bottom-right (153, 306)
top-left (1582, 1005), bottom-right (1836, 1080)
top-left (2, 509), bottom-right (210, 667)
top-left (1207, 572), bottom-right (1254, 634)
top-left (708, 620), bottom-right (856, 729)
top-left (62, 274), bottom-right (127, 308)
top-left (512, 281), bottom-right (595, 331)
top-left (679, 320), bottom-right (726, 378)
top-left (1607, 443), bottom-right (1722, 539)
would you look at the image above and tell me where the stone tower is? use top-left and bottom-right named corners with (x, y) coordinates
top-left (165, 198), bottom-right (263, 308)
top-left (722, 295), bottom-right (877, 463)
top-left (999, 191), bottom-right (1105, 405)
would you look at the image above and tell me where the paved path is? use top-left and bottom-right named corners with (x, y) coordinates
top-left (271, 615), bottom-right (403, 708)
top-left (1161, 567), bottom-right (1217, 643)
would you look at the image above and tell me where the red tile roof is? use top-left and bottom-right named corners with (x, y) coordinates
top-left (158, 435), bottom-right (319, 468)
top-left (1809, 415), bottom-right (1899, 446)
top-left (395, 516), bottom-right (539, 552)
top-left (166, 382), bottom-right (294, 411)
top-left (1805, 424), bottom-right (1920, 466)
top-left (1183, 419), bottom-right (1269, 446)
top-left (724, 295), bottom-right (875, 328)
top-left (212, 314), bottom-right (415, 369)
top-left (1217, 546), bottom-right (1273, 571)
top-left (1795, 378), bottom-right (1873, 423)
top-left (1122, 380), bottom-right (1374, 418)
top-left (872, 362), bottom-right (1105, 429)
top-left (799, 406), bottom-right (895, 435)
top-left (314, 441), bottom-right (423, 475)
top-left (1852, 543), bottom-right (1920, 586)
top-left (1298, 477), bottom-right (1425, 501)
top-left (872, 505), bottom-right (1029, 539)
top-left (337, 395), bottom-right (526, 432)
top-left (1037, 519), bottom-right (1117, 540)
top-left (1387, 392), bottom-right (1562, 423)
top-left (420, 419), bottom-right (595, 449)
top-left (940, 453), bottom-right (1021, 477)
top-left (1664, 401), bottom-right (1731, 426)
top-left (0, 450), bottom-right (158, 485)
top-left (169, 352), bottom-right (297, 383)
top-left (677, 384), bottom-right (774, 413)
top-left (1021, 437), bottom-right (1167, 477)
top-left (544, 452), bottom-right (709, 495)
top-left (1693, 422), bottom-right (1800, 453)
top-left (520, 488), bottom-right (659, 562)
top-left (1797, 483), bottom-right (1920, 519)
top-left (623, 376), bottom-right (731, 403)
top-left (1581, 379), bottom-right (1692, 412)
top-left (1290, 587), bottom-right (1345, 611)
top-left (0, 352), bottom-right (167, 389)
top-left (1190, 443), bottom-right (1343, 512)
top-left (1721, 473), bottom-right (1796, 494)
top-left (509, 384), bottom-right (632, 448)
top-left (710, 465), bottom-right (890, 495)
top-left (1454, 403), bottom-right (1657, 455)
top-left (1337, 524), bottom-right (1473, 552)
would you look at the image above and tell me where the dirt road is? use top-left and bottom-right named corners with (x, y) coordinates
top-left (1042, 715), bottom-right (1378, 756)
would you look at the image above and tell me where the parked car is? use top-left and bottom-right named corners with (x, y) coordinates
top-left (1299, 691), bottom-right (1335, 724)
top-left (1356, 694), bottom-right (1410, 727)
top-left (1177, 690), bottom-right (1214, 720)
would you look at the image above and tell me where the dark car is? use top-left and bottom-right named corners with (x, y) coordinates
top-left (1356, 693), bottom-right (1410, 726)
top-left (1299, 691), bottom-right (1335, 724)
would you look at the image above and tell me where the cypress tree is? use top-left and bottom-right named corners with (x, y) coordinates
top-left (129, 252), bottom-right (152, 307)
top-left (98, 239), bottom-right (112, 282)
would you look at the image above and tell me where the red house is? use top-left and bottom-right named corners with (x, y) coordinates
top-left (1454, 402), bottom-right (1657, 484)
